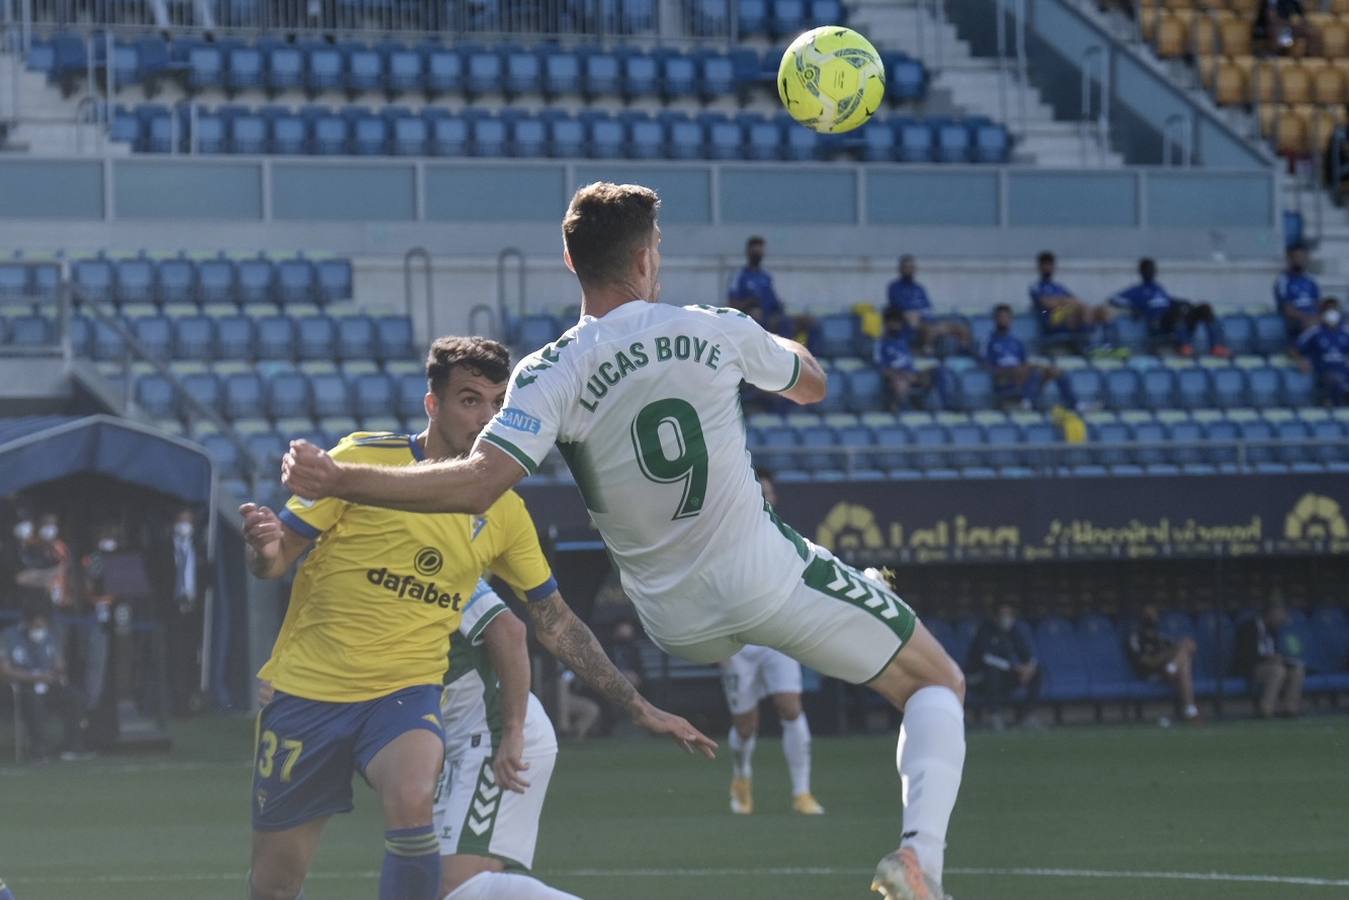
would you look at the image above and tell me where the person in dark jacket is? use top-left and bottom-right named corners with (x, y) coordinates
top-left (966, 604), bottom-right (1041, 728)
top-left (1236, 600), bottom-right (1304, 718)
top-left (1126, 604), bottom-right (1200, 723)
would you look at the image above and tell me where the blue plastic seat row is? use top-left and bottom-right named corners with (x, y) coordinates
top-left (0, 260), bottom-right (62, 300)
top-left (113, 103), bottom-right (979, 162)
top-left (746, 418), bottom-right (1349, 471)
top-left (60, 312), bottom-right (412, 362)
top-left (731, 0), bottom-right (847, 37)
top-left (64, 253), bottom-right (351, 307)
top-left (136, 369), bottom-right (427, 422)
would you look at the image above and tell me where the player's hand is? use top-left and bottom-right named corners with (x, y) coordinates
top-left (256, 679), bottom-right (275, 707)
top-left (492, 726), bottom-right (531, 794)
top-left (239, 503), bottom-right (284, 562)
top-left (631, 701), bottom-right (718, 759)
top-left (281, 440), bottom-right (341, 500)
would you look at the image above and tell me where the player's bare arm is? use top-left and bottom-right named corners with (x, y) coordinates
top-left (527, 591), bottom-right (718, 759)
top-left (772, 335), bottom-right (828, 405)
top-left (239, 502), bottom-right (313, 579)
top-left (480, 609), bottom-right (532, 794)
top-left (281, 440), bottom-right (522, 514)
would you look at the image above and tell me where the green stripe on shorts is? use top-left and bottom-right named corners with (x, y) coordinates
top-left (801, 555), bottom-right (917, 646)
top-left (457, 759), bottom-right (504, 856)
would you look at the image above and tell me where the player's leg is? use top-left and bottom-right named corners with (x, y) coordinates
top-left (1253, 659), bottom-right (1286, 718)
top-left (762, 650), bottom-right (821, 814)
top-left (0, 876), bottom-right (15, 900)
top-left (361, 685), bottom-right (447, 900)
top-left (720, 649), bottom-right (761, 814)
top-left (1281, 660), bottom-right (1305, 716)
top-left (250, 818), bottom-right (329, 900)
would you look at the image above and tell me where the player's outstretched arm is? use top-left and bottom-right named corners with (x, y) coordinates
top-left (281, 440), bottom-right (522, 515)
top-left (480, 610), bottom-right (532, 793)
top-left (240, 503), bottom-right (312, 579)
top-left (770, 335), bottom-right (827, 405)
top-left (526, 592), bottom-right (718, 759)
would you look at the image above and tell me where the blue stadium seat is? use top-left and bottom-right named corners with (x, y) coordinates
top-left (783, 120), bottom-right (823, 161)
top-left (312, 111), bottom-right (349, 154)
top-left (135, 373), bottom-right (176, 418)
top-left (948, 423), bottom-right (984, 468)
top-left (627, 115), bottom-right (665, 160)
top-left (1132, 421), bottom-right (1168, 466)
top-left (620, 52), bottom-right (658, 99)
top-left (816, 370), bottom-right (850, 414)
top-left (1311, 421), bottom-right (1349, 463)
top-left (267, 371), bottom-right (312, 419)
top-left (9, 315), bottom-right (52, 346)
top-left (223, 372), bottom-right (265, 419)
top-left (583, 50), bottom-right (621, 98)
top-left (1035, 616), bottom-right (1089, 701)
top-left (845, 369), bottom-right (884, 413)
top-left (705, 114), bottom-right (742, 160)
top-left (270, 111), bottom-right (306, 155)
top-left (1239, 420), bottom-right (1275, 465)
top-left (1067, 369), bottom-right (1104, 409)
top-left (502, 47), bottom-right (541, 96)
top-left (115, 256), bottom-right (156, 306)
top-left (1103, 368), bottom-right (1142, 410)
top-left (1175, 367), bottom-right (1211, 409)
top-left (1093, 422), bottom-right (1132, 467)
top-left (180, 372), bottom-right (222, 417)
top-left (955, 369), bottom-right (993, 412)
top-left (983, 422), bottom-right (1022, 467)
top-left (132, 314), bottom-right (173, 361)
top-left (746, 117), bottom-right (783, 161)
top-left (346, 44), bottom-right (384, 95)
top-left (909, 424), bottom-right (948, 470)
top-left (834, 425), bottom-right (874, 470)
top-left (737, 0), bottom-right (769, 34)
top-left (811, 0), bottom-right (846, 24)
top-left (699, 53), bottom-right (736, 99)
top-left (1252, 314), bottom-right (1287, 355)
top-left (545, 114), bottom-right (584, 158)
top-left (314, 258), bottom-right (351, 305)
top-left (858, 121), bottom-right (896, 161)
top-left (798, 425), bottom-right (837, 470)
top-left (506, 114), bottom-right (545, 157)
top-left (470, 114), bottom-right (508, 157)
top-left (295, 315), bottom-right (337, 360)
top-left (375, 315), bottom-right (414, 360)
top-left (351, 110), bottom-right (389, 155)
top-left (228, 109), bottom-right (267, 154)
top-left (335, 315), bottom-right (374, 360)
top-left (665, 113), bottom-right (703, 160)
top-left (307, 44), bottom-right (345, 95)
top-left (815, 314), bottom-right (860, 359)
top-left (310, 372), bottom-right (351, 417)
top-left (934, 120), bottom-right (971, 163)
top-left (254, 315), bottom-right (294, 361)
top-left (1210, 367), bottom-right (1248, 409)
top-left (588, 115), bottom-right (625, 159)
top-left (214, 314), bottom-right (253, 359)
top-left (396, 373), bottom-right (428, 419)
top-left (1274, 420), bottom-right (1311, 464)
top-left (187, 43), bottom-right (225, 93)
top-left (387, 45), bottom-right (425, 95)
top-left (1078, 616), bottom-right (1135, 700)
top-left (172, 314), bottom-right (214, 358)
top-left (352, 372), bottom-right (394, 418)
top-left (1197, 419), bottom-right (1237, 466)
top-left (757, 425), bottom-right (801, 469)
top-left (1280, 367), bottom-right (1315, 406)
top-left (201, 434), bottom-right (242, 478)
top-left (226, 45), bottom-right (263, 95)
top-left (426, 47), bottom-right (463, 95)
top-left (870, 424), bottom-right (907, 469)
top-left (0, 262), bottom-right (30, 300)
top-left (972, 123), bottom-right (1010, 163)
top-left (74, 256), bottom-right (115, 304)
top-left (1247, 366), bottom-right (1281, 407)
top-left (897, 120), bottom-right (933, 162)
top-left (770, 0), bottom-right (808, 37)
top-left (189, 108), bottom-right (226, 154)
top-left (391, 112), bottom-right (428, 155)
top-left (887, 55), bottom-right (926, 103)
top-left (662, 52), bottom-right (698, 99)
top-left (465, 47), bottom-right (502, 96)
top-left (267, 43), bottom-right (304, 94)
top-left (110, 105), bottom-right (141, 147)
top-left (1220, 314), bottom-right (1254, 355)
top-left (541, 48), bottom-right (580, 98)
top-left (1308, 607), bottom-right (1348, 681)
top-left (236, 256), bottom-right (275, 306)
top-left (430, 113), bottom-right (469, 156)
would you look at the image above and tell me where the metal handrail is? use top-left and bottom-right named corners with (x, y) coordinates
top-left (1079, 45), bottom-right (1111, 166)
top-left (1162, 112), bottom-right (1192, 167)
top-left (403, 246), bottom-right (432, 337)
top-left (467, 303), bottom-right (497, 340)
top-left (65, 280), bottom-right (263, 489)
top-left (496, 247), bottom-right (526, 335)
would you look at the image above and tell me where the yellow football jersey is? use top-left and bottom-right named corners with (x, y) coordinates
top-left (259, 432), bottom-right (556, 702)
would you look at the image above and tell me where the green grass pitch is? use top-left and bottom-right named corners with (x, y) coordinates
top-left (1, 715), bottom-right (1346, 899)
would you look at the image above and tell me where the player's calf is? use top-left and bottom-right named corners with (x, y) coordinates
top-left (368, 729), bottom-right (446, 900)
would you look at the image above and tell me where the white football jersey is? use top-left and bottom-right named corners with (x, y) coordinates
top-left (441, 578), bottom-right (509, 748)
top-left (478, 302), bottom-right (812, 646)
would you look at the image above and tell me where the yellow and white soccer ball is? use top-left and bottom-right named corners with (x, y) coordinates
top-left (777, 26), bottom-right (886, 134)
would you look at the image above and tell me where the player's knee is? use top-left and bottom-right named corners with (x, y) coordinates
top-left (773, 695), bottom-right (803, 720)
top-left (250, 871), bottom-right (305, 900)
top-left (381, 778), bottom-right (436, 827)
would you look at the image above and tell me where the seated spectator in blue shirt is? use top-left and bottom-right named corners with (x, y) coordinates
top-left (0, 601), bottom-right (90, 762)
top-left (1109, 258), bottom-right (1230, 358)
top-left (1029, 251), bottom-right (1112, 346)
top-left (885, 255), bottom-right (972, 355)
top-left (1295, 298), bottom-right (1348, 406)
top-left (874, 308), bottom-right (936, 411)
top-left (985, 304), bottom-right (1078, 410)
top-left (728, 235), bottom-right (797, 338)
top-left (1275, 244), bottom-right (1321, 340)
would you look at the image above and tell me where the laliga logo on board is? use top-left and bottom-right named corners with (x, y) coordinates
top-left (815, 502), bottom-right (885, 551)
top-left (1284, 493), bottom-right (1348, 540)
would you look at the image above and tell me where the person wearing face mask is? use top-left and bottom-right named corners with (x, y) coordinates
top-left (14, 513), bottom-right (69, 612)
top-left (1126, 604), bottom-right (1200, 724)
top-left (157, 508), bottom-right (206, 716)
top-left (1294, 298), bottom-right (1348, 407)
top-left (0, 601), bottom-right (90, 762)
top-left (76, 525), bottom-right (121, 724)
top-left (965, 604), bottom-right (1042, 731)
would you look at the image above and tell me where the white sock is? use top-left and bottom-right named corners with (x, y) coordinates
top-left (780, 714), bottom-right (812, 796)
top-left (897, 685), bottom-right (966, 886)
top-left (445, 871), bottom-right (581, 900)
top-left (728, 728), bottom-right (756, 779)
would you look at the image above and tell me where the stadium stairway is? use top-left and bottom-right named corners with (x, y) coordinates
top-left (847, 0), bottom-right (1126, 167)
top-left (0, 41), bottom-right (130, 154)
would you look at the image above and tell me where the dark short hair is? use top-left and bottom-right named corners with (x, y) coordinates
top-left (1139, 257), bottom-right (1156, 269)
top-left (561, 182), bottom-right (661, 287)
top-left (425, 336), bottom-right (511, 396)
top-left (1322, 297), bottom-right (1340, 311)
top-left (899, 254), bottom-right (915, 266)
top-left (753, 465), bottom-right (774, 483)
top-left (746, 235), bottom-right (765, 249)
top-left (1287, 243), bottom-right (1306, 255)
top-left (994, 303), bottom-right (1013, 315)
top-left (1037, 251), bottom-right (1055, 265)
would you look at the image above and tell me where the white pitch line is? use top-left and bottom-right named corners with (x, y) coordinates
top-left (19, 866), bottom-right (1349, 888)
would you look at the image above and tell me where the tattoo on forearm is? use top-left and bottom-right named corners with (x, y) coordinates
top-left (529, 597), bottom-right (639, 712)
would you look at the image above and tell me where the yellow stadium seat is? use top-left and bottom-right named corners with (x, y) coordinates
top-left (1219, 15), bottom-right (1253, 55)
top-left (1274, 109), bottom-right (1308, 157)
top-left (1329, 0), bottom-right (1349, 14)
top-left (1257, 103), bottom-right (1279, 137)
top-left (1310, 63), bottom-right (1346, 105)
top-left (1141, 7), bottom-right (1160, 41)
top-left (1214, 59), bottom-right (1247, 105)
top-left (1305, 109), bottom-right (1342, 154)
top-left (1190, 13), bottom-right (1224, 55)
top-left (1245, 58), bottom-right (1279, 104)
top-left (1322, 20), bottom-right (1349, 58)
top-left (1280, 62), bottom-right (1312, 104)
top-left (1156, 14), bottom-right (1188, 57)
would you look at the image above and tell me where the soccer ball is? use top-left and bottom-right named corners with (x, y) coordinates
top-left (777, 26), bottom-right (886, 135)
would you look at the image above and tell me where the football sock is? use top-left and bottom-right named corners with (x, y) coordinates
top-left (0, 878), bottom-right (15, 900)
top-left (380, 825), bottom-right (439, 900)
top-left (445, 872), bottom-right (582, 900)
top-left (246, 873), bottom-right (302, 900)
top-left (780, 714), bottom-right (812, 796)
top-left (897, 685), bottom-right (966, 886)
top-left (728, 728), bottom-right (756, 779)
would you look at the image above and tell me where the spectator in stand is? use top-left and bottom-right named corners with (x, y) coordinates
top-left (0, 600), bottom-right (91, 762)
top-left (556, 669), bottom-right (601, 740)
top-left (965, 604), bottom-right (1041, 730)
top-left (875, 307), bottom-right (936, 411)
top-left (1125, 604), bottom-right (1200, 724)
top-left (728, 236), bottom-right (790, 337)
top-left (606, 618), bottom-right (644, 692)
top-left (1109, 258), bottom-right (1230, 358)
top-left (1252, 0), bottom-right (1320, 56)
top-left (985, 304), bottom-right (1079, 411)
top-left (73, 524), bottom-right (118, 726)
top-left (1275, 244), bottom-right (1321, 342)
top-left (1294, 298), bottom-right (1348, 406)
top-left (1029, 251), bottom-right (1113, 350)
top-left (1236, 599), bottom-right (1304, 718)
top-left (885, 255), bottom-right (972, 355)
top-left (154, 508), bottom-right (207, 715)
